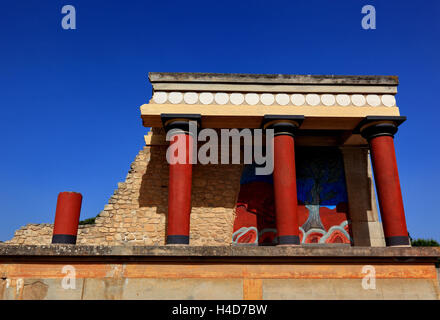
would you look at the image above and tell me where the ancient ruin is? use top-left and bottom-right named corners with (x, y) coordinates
top-left (2, 73), bottom-right (439, 300)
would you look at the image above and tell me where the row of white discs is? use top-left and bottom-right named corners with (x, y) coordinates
top-left (152, 91), bottom-right (396, 107)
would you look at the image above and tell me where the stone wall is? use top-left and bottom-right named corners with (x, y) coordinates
top-left (7, 128), bottom-right (243, 246)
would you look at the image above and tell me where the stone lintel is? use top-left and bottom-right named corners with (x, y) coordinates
top-left (140, 104), bottom-right (401, 130)
top-left (0, 245), bottom-right (439, 263)
top-left (149, 72), bottom-right (399, 86)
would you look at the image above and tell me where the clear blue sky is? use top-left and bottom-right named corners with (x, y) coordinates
top-left (0, 0), bottom-right (439, 241)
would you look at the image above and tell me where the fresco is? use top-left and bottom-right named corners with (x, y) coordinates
top-left (232, 147), bottom-right (352, 245)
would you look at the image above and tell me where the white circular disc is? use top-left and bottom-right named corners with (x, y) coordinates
top-left (183, 92), bottom-right (198, 104)
top-left (199, 92), bottom-right (214, 105)
top-left (215, 92), bottom-right (229, 105)
top-left (168, 92), bottom-right (183, 104)
top-left (321, 94), bottom-right (335, 106)
top-left (245, 93), bottom-right (259, 105)
top-left (366, 94), bottom-right (381, 107)
top-left (336, 94), bottom-right (350, 106)
top-left (306, 94), bottom-right (320, 106)
top-left (230, 93), bottom-right (244, 105)
top-left (291, 94), bottom-right (305, 106)
top-left (260, 93), bottom-right (275, 106)
top-left (275, 93), bottom-right (290, 105)
top-left (381, 95), bottom-right (396, 107)
top-left (351, 94), bottom-right (366, 106)
top-left (152, 92), bottom-right (167, 104)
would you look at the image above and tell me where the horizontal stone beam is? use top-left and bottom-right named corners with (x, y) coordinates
top-left (1, 245), bottom-right (439, 260)
top-left (140, 104), bottom-right (400, 130)
top-left (149, 72), bottom-right (399, 86)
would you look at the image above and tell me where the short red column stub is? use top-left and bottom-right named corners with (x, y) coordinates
top-left (52, 191), bottom-right (82, 244)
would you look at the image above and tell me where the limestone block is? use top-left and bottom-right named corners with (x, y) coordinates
top-left (262, 278), bottom-right (438, 300)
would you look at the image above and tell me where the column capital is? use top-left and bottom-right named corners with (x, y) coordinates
top-left (355, 116), bottom-right (406, 141)
top-left (160, 113), bottom-right (201, 134)
top-left (261, 115), bottom-right (304, 136)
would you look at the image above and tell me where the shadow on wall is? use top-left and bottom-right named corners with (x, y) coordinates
top-left (138, 146), bottom-right (241, 211)
top-left (342, 148), bottom-right (377, 247)
top-left (137, 144), bottom-right (242, 243)
top-left (138, 146), bottom-right (169, 214)
top-left (191, 163), bottom-right (243, 209)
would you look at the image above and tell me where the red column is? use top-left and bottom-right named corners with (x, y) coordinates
top-left (360, 118), bottom-right (410, 246)
top-left (162, 114), bottom-right (200, 245)
top-left (166, 132), bottom-right (194, 245)
top-left (263, 115), bottom-right (303, 245)
top-left (369, 135), bottom-right (409, 246)
top-left (273, 134), bottom-right (300, 245)
top-left (52, 192), bottom-right (82, 244)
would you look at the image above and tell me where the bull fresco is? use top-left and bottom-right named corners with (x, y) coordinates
top-left (232, 147), bottom-right (352, 245)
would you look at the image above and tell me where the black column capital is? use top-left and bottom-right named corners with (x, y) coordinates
top-left (161, 113), bottom-right (201, 135)
top-left (261, 115), bottom-right (304, 137)
top-left (355, 116), bottom-right (406, 141)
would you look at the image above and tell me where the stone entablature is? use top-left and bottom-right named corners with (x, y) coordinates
top-left (152, 92), bottom-right (396, 108)
top-left (141, 73), bottom-right (400, 130)
top-left (148, 73), bottom-right (398, 93)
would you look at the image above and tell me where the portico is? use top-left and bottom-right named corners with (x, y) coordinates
top-left (140, 72), bottom-right (409, 247)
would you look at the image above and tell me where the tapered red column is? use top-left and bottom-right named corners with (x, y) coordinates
top-left (167, 132), bottom-right (193, 244)
top-left (263, 115), bottom-right (304, 245)
top-left (162, 114), bottom-right (201, 245)
top-left (52, 192), bottom-right (82, 244)
top-left (360, 118), bottom-right (409, 246)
